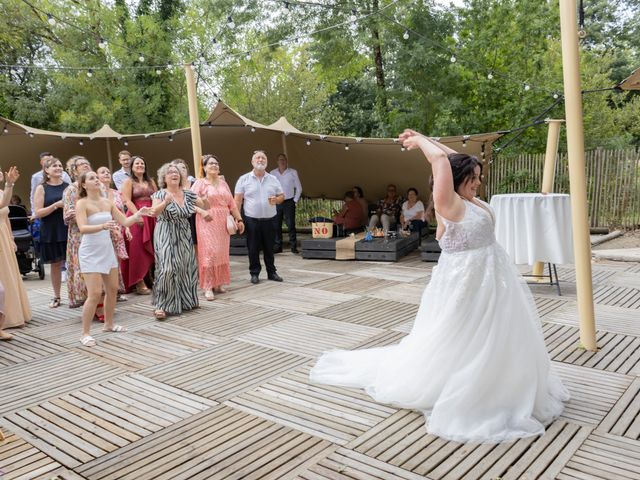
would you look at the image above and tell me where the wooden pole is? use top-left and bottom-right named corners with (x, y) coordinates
top-left (184, 64), bottom-right (203, 178)
top-left (532, 119), bottom-right (565, 278)
top-left (105, 138), bottom-right (114, 173)
top-left (559, 0), bottom-right (597, 351)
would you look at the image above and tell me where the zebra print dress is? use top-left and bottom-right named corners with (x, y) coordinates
top-left (151, 189), bottom-right (199, 315)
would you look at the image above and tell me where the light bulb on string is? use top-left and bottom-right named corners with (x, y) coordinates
top-left (450, 55), bottom-right (457, 63)
top-left (2, 125), bottom-right (8, 134)
top-left (87, 69), bottom-right (93, 77)
top-left (487, 71), bottom-right (493, 80)
top-left (401, 147), bottom-right (406, 152)
top-left (250, 127), bottom-right (256, 133)
top-left (245, 52), bottom-right (251, 61)
top-left (403, 30), bottom-right (409, 40)
top-left (306, 139), bottom-right (311, 146)
top-left (79, 139), bottom-right (84, 146)
top-left (227, 16), bottom-right (235, 29)
top-left (47, 14), bottom-right (56, 26)
top-left (168, 135), bottom-right (174, 142)
top-left (462, 135), bottom-right (470, 148)
top-left (553, 92), bottom-right (559, 99)
top-left (155, 68), bottom-right (161, 75)
top-left (138, 54), bottom-right (145, 63)
top-left (524, 83), bottom-right (531, 91)
top-left (284, 1), bottom-right (290, 8)
top-left (98, 38), bottom-right (107, 49)
top-left (350, 9), bottom-right (357, 22)
top-left (123, 139), bottom-right (128, 146)
top-left (28, 132), bottom-right (35, 138)
top-left (167, 63), bottom-right (173, 70)
top-left (344, 145), bottom-right (350, 151)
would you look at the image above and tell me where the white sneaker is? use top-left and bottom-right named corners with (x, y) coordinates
top-left (61, 271), bottom-right (67, 283)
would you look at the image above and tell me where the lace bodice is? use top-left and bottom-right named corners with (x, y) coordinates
top-left (437, 199), bottom-right (496, 253)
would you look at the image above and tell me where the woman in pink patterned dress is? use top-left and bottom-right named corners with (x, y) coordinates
top-left (97, 166), bottom-right (130, 301)
top-left (63, 155), bottom-right (92, 308)
top-left (191, 154), bottom-right (244, 301)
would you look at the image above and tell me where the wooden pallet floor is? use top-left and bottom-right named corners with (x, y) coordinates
top-left (1, 252), bottom-right (639, 479)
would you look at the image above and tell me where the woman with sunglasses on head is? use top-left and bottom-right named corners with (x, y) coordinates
top-left (63, 155), bottom-right (93, 309)
top-left (191, 154), bottom-right (244, 301)
top-left (121, 156), bottom-right (157, 295)
top-left (33, 157), bottom-right (70, 308)
top-left (150, 162), bottom-right (209, 319)
top-left (75, 171), bottom-right (150, 347)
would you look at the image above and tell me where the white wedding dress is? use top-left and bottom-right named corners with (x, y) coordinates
top-left (310, 198), bottom-right (569, 443)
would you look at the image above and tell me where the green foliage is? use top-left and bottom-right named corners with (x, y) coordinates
top-left (0, 0), bottom-right (638, 150)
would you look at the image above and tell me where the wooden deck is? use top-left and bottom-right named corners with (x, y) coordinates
top-left (1, 252), bottom-right (639, 479)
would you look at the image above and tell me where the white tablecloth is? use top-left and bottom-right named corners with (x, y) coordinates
top-left (490, 193), bottom-right (574, 265)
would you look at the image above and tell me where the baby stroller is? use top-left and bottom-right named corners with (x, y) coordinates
top-left (8, 205), bottom-right (45, 280)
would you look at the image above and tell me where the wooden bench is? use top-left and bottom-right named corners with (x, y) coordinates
top-left (355, 232), bottom-right (420, 262)
top-left (420, 237), bottom-right (441, 262)
top-left (301, 238), bottom-right (338, 259)
top-left (229, 235), bottom-right (248, 256)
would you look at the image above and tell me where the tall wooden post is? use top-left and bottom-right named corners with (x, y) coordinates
top-left (532, 119), bottom-right (565, 278)
top-left (184, 64), bottom-right (203, 178)
top-left (105, 138), bottom-right (114, 173)
top-left (559, 0), bottom-right (597, 350)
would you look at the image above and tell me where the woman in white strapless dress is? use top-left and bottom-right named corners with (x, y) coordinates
top-left (75, 171), bottom-right (150, 347)
top-left (310, 130), bottom-right (569, 443)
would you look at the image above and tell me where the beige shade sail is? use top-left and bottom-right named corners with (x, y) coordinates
top-left (618, 67), bottom-right (640, 90)
top-left (0, 100), bottom-right (503, 208)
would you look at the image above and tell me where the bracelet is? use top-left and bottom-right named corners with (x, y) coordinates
top-left (5, 182), bottom-right (13, 188)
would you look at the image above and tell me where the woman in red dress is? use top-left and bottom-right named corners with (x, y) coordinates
top-left (121, 156), bottom-right (157, 294)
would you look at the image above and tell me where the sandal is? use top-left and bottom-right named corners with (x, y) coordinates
top-left (0, 330), bottom-right (14, 341)
top-left (136, 283), bottom-right (151, 295)
top-left (215, 286), bottom-right (227, 294)
top-left (103, 325), bottom-right (127, 333)
top-left (49, 297), bottom-right (61, 308)
top-left (204, 290), bottom-right (215, 301)
top-left (94, 303), bottom-right (105, 322)
top-left (153, 309), bottom-right (166, 320)
top-left (117, 294), bottom-right (128, 302)
top-left (80, 335), bottom-right (96, 347)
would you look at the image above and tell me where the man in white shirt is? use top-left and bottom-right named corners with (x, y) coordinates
top-left (270, 153), bottom-right (302, 254)
top-left (112, 150), bottom-right (132, 190)
top-left (235, 150), bottom-right (285, 284)
top-left (30, 152), bottom-right (72, 210)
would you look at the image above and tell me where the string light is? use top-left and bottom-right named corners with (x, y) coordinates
top-left (155, 68), bottom-right (161, 75)
top-left (2, 124), bottom-right (8, 134)
top-left (401, 147), bottom-right (406, 152)
top-left (524, 83), bottom-right (531, 91)
top-left (344, 145), bottom-right (350, 151)
top-left (450, 55), bottom-right (457, 63)
top-left (350, 9), bottom-right (357, 22)
top-left (553, 92), bottom-right (559, 99)
top-left (250, 127), bottom-right (256, 133)
top-left (47, 14), bottom-right (56, 26)
top-left (403, 30), bottom-right (409, 40)
top-left (123, 139), bottom-right (129, 146)
top-left (168, 135), bottom-right (174, 142)
top-left (98, 38), bottom-right (107, 49)
top-left (245, 52), bottom-right (251, 61)
top-left (138, 54), bottom-right (145, 63)
top-left (86, 69), bottom-right (93, 77)
top-left (227, 16), bottom-right (235, 29)
top-left (28, 132), bottom-right (35, 138)
top-left (306, 139), bottom-right (311, 146)
top-left (79, 139), bottom-right (84, 145)
top-left (487, 71), bottom-right (493, 80)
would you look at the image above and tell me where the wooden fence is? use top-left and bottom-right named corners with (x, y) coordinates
top-left (487, 148), bottom-right (640, 229)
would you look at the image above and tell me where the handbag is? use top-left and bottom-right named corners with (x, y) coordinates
top-left (226, 214), bottom-right (238, 235)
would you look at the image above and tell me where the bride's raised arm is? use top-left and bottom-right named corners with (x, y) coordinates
top-left (399, 129), bottom-right (463, 220)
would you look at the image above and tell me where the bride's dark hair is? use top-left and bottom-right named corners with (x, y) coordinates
top-left (448, 153), bottom-right (482, 193)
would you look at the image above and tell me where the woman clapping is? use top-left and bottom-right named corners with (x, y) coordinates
top-left (75, 171), bottom-right (150, 347)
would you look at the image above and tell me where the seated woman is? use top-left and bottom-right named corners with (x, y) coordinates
top-left (400, 187), bottom-right (426, 236)
top-left (352, 186), bottom-right (369, 227)
top-left (368, 184), bottom-right (402, 232)
top-left (333, 191), bottom-right (364, 235)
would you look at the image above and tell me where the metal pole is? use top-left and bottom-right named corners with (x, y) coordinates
top-left (532, 119), bottom-right (565, 278)
top-left (184, 64), bottom-right (203, 178)
top-left (559, 0), bottom-right (597, 351)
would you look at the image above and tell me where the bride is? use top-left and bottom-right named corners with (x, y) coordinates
top-left (310, 129), bottom-right (569, 443)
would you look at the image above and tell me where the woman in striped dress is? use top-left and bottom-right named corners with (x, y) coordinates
top-left (150, 163), bottom-right (209, 319)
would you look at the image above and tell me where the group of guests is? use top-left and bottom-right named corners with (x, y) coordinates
top-left (2, 149), bottom-right (299, 346)
top-left (332, 183), bottom-right (430, 237)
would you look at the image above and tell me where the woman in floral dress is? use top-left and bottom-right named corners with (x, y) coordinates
top-left (63, 156), bottom-right (92, 308)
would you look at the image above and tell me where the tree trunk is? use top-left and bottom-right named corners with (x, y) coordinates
top-left (370, 0), bottom-right (388, 132)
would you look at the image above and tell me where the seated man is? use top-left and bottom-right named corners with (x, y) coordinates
top-left (400, 187), bottom-right (426, 235)
top-left (333, 191), bottom-right (364, 235)
top-left (368, 183), bottom-right (403, 232)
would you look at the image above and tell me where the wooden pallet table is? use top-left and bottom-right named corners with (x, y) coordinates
top-left (355, 232), bottom-right (420, 262)
top-left (300, 238), bottom-right (339, 260)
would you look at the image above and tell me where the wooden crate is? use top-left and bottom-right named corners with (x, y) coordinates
top-left (355, 232), bottom-right (419, 262)
top-left (301, 238), bottom-right (338, 259)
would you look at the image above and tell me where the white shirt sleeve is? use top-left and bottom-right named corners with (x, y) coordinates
top-left (292, 169), bottom-right (302, 202)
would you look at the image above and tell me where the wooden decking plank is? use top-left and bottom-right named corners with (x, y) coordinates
top-left (599, 377), bottom-right (640, 439)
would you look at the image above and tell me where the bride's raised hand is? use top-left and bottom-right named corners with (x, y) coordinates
top-left (399, 130), bottom-right (427, 151)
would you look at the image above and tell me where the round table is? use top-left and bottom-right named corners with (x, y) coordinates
top-left (490, 193), bottom-right (574, 265)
